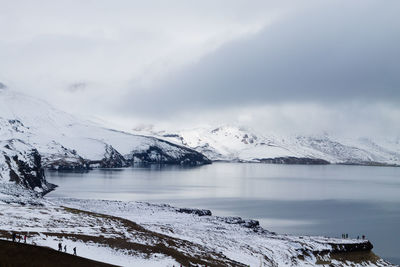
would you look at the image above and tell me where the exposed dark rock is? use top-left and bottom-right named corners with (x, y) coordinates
top-left (218, 216), bottom-right (262, 231)
top-left (130, 140), bottom-right (211, 166)
top-left (329, 240), bottom-right (373, 253)
top-left (45, 159), bottom-right (91, 171)
top-left (313, 241), bottom-right (376, 264)
top-left (177, 208), bottom-right (212, 216)
top-left (43, 139), bottom-right (211, 170)
top-left (256, 157), bottom-right (330, 165)
top-left (211, 127), bottom-right (221, 134)
top-left (340, 161), bottom-right (399, 167)
top-left (41, 142), bottom-right (91, 171)
top-left (4, 148), bottom-right (56, 195)
top-left (162, 134), bottom-right (181, 138)
top-left (89, 145), bottom-right (129, 168)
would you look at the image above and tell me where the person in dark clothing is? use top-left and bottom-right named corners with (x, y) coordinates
top-left (12, 232), bottom-right (16, 242)
top-left (58, 242), bottom-right (62, 251)
top-left (73, 247), bottom-right (77, 256)
top-left (24, 235), bottom-right (27, 243)
top-left (64, 245), bottom-right (67, 253)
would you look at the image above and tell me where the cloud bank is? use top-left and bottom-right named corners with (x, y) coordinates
top-left (122, 0), bottom-right (400, 116)
top-left (0, 0), bottom-right (399, 137)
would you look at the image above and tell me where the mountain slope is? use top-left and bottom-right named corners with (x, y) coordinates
top-left (0, 88), bottom-right (210, 189)
top-left (140, 125), bottom-right (400, 165)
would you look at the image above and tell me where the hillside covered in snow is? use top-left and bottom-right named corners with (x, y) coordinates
top-left (0, 88), bottom-right (210, 191)
top-left (138, 125), bottom-right (400, 166)
top-left (0, 194), bottom-right (395, 267)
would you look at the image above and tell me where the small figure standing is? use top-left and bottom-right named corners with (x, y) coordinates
top-left (58, 242), bottom-right (62, 251)
top-left (24, 235), bottom-right (27, 243)
top-left (362, 235), bottom-right (365, 240)
top-left (64, 245), bottom-right (67, 253)
top-left (12, 232), bottom-right (16, 242)
top-left (17, 235), bottom-right (21, 242)
top-left (73, 247), bottom-right (77, 256)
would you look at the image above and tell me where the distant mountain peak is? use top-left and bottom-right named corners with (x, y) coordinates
top-left (140, 124), bottom-right (400, 166)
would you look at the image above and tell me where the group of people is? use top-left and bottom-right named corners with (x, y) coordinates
top-left (11, 232), bottom-right (27, 243)
top-left (341, 233), bottom-right (366, 239)
top-left (11, 232), bottom-right (77, 256)
top-left (58, 242), bottom-right (77, 256)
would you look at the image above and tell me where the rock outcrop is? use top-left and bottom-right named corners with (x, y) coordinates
top-left (129, 140), bottom-right (211, 166)
top-left (0, 139), bottom-right (55, 194)
top-left (89, 144), bottom-right (129, 168)
top-left (256, 157), bottom-right (330, 165)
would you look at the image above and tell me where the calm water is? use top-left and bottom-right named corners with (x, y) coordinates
top-left (46, 163), bottom-right (400, 264)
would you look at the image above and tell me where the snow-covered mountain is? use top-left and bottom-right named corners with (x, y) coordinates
top-left (137, 125), bottom-right (400, 165)
top-left (0, 88), bottom-right (210, 190)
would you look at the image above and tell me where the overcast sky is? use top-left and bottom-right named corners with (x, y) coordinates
top-left (0, 0), bottom-right (399, 137)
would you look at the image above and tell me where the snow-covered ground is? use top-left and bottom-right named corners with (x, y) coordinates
top-left (0, 185), bottom-right (394, 267)
top-left (137, 125), bottom-right (400, 165)
top-left (0, 200), bottom-right (179, 266)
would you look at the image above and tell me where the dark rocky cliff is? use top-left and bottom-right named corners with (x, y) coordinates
top-left (1, 141), bottom-right (56, 194)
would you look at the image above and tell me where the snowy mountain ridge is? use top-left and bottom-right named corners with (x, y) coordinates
top-left (136, 125), bottom-right (400, 165)
top-left (0, 88), bottom-right (210, 190)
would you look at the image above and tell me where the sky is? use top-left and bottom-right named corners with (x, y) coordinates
top-left (0, 0), bottom-right (399, 137)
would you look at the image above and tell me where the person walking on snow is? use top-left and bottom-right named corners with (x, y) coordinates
top-left (64, 245), bottom-right (67, 253)
top-left (73, 247), bottom-right (77, 256)
top-left (58, 242), bottom-right (62, 251)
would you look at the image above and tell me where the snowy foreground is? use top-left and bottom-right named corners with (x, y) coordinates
top-left (0, 190), bottom-right (395, 267)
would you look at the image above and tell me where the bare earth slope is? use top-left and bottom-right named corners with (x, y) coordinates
top-left (0, 239), bottom-right (117, 267)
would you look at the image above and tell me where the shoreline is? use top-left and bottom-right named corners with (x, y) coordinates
top-left (0, 192), bottom-right (396, 266)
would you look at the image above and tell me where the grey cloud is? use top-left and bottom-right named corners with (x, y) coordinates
top-left (67, 82), bottom-right (87, 93)
top-left (121, 0), bottom-right (400, 116)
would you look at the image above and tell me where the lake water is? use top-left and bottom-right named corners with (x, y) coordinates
top-left (46, 163), bottom-right (400, 264)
